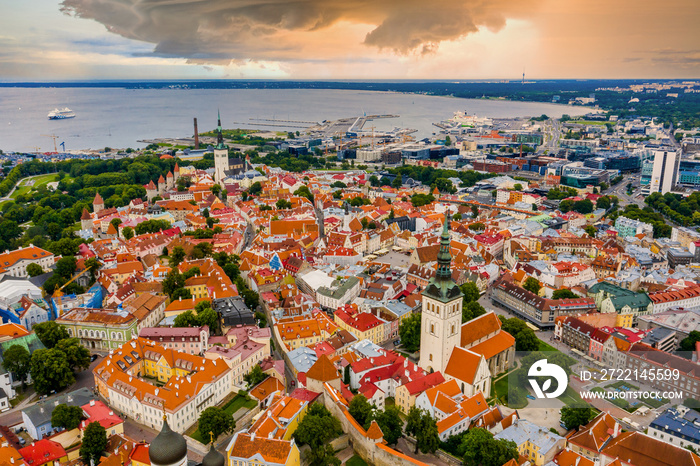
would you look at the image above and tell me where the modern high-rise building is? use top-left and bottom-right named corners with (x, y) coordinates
top-left (641, 148), bottom-right (681, 195)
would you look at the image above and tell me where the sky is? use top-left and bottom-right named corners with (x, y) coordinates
top-left (0, 0), bottom-right (698, 81)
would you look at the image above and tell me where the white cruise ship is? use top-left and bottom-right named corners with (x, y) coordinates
top-left (47, 107), bottom-right (75, 120)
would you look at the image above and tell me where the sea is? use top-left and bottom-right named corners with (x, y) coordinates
top-left (0, 88), bottom-right (589, 152)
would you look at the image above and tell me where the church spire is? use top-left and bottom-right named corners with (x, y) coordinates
top-left (215, 109), bottom-right (225, 149)
top-left (436, 211), bottom-right (452, 280)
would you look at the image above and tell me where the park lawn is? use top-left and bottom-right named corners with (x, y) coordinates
top-left (559, 386), bottom-right (585, 407)
top-left (30, 173), bottom-right (60, 189)
top-left (222, 394), bottom-right (257, 416)
top-left (346, 455), bottom-right (368, 466)
top-left (538, 339), bottom-right (558, 352)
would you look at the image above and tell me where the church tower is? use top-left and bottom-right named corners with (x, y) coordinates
top-left (213, 110), bottom-right (229, 184)
top-left (419, 212), bottom-right (463, 373)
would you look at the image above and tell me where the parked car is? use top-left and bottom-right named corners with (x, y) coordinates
top-left (90, 354), bottom-right (99, 362)
top-left (526, 395), bottom-right (536, 400)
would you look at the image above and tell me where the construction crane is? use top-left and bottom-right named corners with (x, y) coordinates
top-left (52, 268), bottom-right (92, 299)
top-left (41, 134), bottom-right (58, 153)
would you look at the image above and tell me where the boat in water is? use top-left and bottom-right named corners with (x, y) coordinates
top-left (47, 107), bottom-right (75, 120)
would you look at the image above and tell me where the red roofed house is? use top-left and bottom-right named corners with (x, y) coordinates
top-left (81, 399), bottom-right (124, 437)
top-left (19, 439), bottom-right (67, 466)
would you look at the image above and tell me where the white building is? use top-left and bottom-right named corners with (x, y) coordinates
top-left (643, 148), bottom-right (681, 195)
top-left (0, 246), bottom-right (54, 279)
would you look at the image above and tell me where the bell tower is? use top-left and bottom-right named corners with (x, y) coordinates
top-left (213, 110), bottom-right (229, 184)
top-left (419, 212), bottom-right (463, 373)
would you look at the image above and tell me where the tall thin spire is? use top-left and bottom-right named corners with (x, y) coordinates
top-left (436, 211), bottom-right (452, 280)
top-left (215, 110), bottom-right (225, 149)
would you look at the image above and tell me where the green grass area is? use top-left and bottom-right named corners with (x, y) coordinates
top-left (559, 386), bottom-right (585, 407)
top-left (346, 455), bottom-right (368, 466)
top-left (569, 120), bottom-right (611, 126)
top-left (538, 339), bottom-right (558, 352)
top-left (491, 369), bottom-right (529, 408)
top-left (590, 387), bottom-right (638, 412)
top-left (643, 395), bottom-right (670, 409)
top-left (221, 393), bottom-right (257, 416)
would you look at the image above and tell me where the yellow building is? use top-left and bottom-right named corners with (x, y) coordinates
top-left (334, 304), bottom-right (385, 345)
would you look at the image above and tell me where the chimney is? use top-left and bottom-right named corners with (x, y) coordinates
top-left (90, 399), bottom-right (96, 406)
top-left (194, 118), bottom-right (200, 149)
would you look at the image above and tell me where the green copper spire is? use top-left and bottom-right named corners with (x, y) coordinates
top-left (436, 211), bottom-right (452, 280)
top-left (215, 110), bottom-right (226, 150)
top-left (422, 210), bottom-right (463, 303)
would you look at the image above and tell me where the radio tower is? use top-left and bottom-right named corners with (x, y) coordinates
top-left (522, 67), bottom-right (525, 85)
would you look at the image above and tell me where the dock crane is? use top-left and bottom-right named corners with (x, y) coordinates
top-left (41, 134), bottom-right (59, 153)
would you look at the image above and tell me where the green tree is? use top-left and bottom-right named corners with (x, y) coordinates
top-left (244, 365), bottom-right (267, 388)
top-left (110, 218), bottom-right (122, 232)
top-left (552, 289), bottom-right (578, 300)
top-left (33, 321), bottom-right (69, 349)
top-left (26, 263), bottom-right (44, 277)
top-left (573, 199), bottom-right (594, 214)
top-left (471, 205), bottom-right (479, 218)
top-left (168, 246), bottom-right (185, 267)
top-left (80, 421), bottom-right (107, 464)
top-left (398, 313), bottom-right (421, 352)
top-left (55, 256), bottom-right (77, 279)
top-left (392, 177), bottom-right (402, 189)
top-left (198, 407), bottom-right (234, 440)
top-left (293, 404), bottom-right (342, 448)
top-left (30, 348), bottom-right (75, 395)
top-left (501, 318), bottom-right (540, 352)
top-left (305, 444), bottom-right (340, 466)
top-left (162, 269), bottom-right (185, 297)
top-left (513, 183), bottom-right (523, 191)
top-left (248, 182), bottom-right (263, 196)
top-left (416, 413), bottom-right (440, 454)
top-left (343, 365), bottom-right (351, 385)
top-left (375, 406), bottom-right (403, 445)
top-left (460, 282), bottom-right (480, 303)
top-left (560, 404), bottom-right (596, 430)
top-left (56, 338), bottom-right (91, 371)
top-left (596, 196), bottom-right (611, 210)
top-left (348, 395), bottom-right (373, 429)
top-left (51, 404), bottom-right (83, 431)
top-left (680, 331), bottom-right (700, 352)
top-left (174, 310), bottom-right (199, 328)
top-left (462, 301), bottom-right (487, 323)
top-left (523, 277), bottom-right (541, 295)
top-left (196, 307), bottom-right (220, 333)
top-left (2, 344), bottom-right (30, 384)
top-left (453, 212), bottom-right (462, 221)
top-left (584, 225), bottom-right (597, 237)
top-left (405, 406), bottom-right (423, 438)
top-left (444, 135), bottom-right (451, 146)
top-left (122, 226), bottom-right (134, 240)
top-left (461, 428), bottom-right (519, 466)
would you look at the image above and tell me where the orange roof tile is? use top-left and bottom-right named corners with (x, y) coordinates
top-left (366, 420), bottom-right (384, 440)
top-left (305, 354), bottom-right (339, 382)
top-left (444, 347), bottom-right (483, 384)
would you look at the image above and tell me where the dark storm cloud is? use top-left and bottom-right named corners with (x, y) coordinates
top-left (59, 0), bottom-right (535, 62)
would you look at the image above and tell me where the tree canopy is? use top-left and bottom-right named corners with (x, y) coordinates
top-left (80, 421), bottom-right (107, 464)
top-left (51, 404), bottom-right (83, 431)
top-left (398, 313), bottom-right (421, 353)
top-left (198, 407), bottom-right (235, 440)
